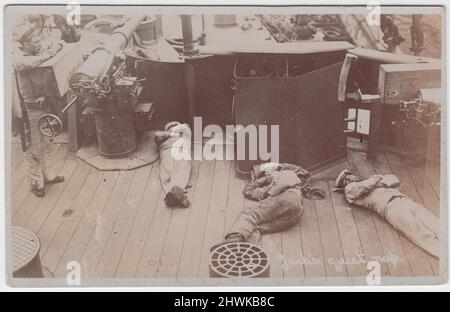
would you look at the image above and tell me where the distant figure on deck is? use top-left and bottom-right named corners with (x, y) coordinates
top-left (211, 163), bottom-right (324, 250)
top-left (154, 121), bottom-right (192, 208)
top-left (335, 170), bottom-right (440, 258)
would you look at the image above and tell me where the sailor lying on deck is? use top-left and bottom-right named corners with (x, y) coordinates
top-left (335, 170), bottom-right (440, 258)
top-left (211, 163), bottom-right (324, 250)
top-left (154, 121), bottom-right (192, 208)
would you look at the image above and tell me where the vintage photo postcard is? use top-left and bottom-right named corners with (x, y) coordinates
top-left (2, 3), bottom-right (448, 288)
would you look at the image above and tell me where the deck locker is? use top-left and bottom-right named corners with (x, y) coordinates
top-left (232, 43), bottom-right (351, 175)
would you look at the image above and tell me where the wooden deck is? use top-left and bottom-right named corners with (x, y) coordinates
top-left (10, 140), bottom-right (441, 279)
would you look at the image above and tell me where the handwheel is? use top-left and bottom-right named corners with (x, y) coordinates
top-left (37, 114), bottom-right (63, 137)
top-left (209, 242), bottom-right (270, 278)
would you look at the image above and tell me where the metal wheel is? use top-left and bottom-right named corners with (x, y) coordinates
top-left (37, 114), bottom-right (63, 137)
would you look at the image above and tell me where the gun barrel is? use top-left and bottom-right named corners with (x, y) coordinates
top-left (70, 15), bottom-right (146, 87)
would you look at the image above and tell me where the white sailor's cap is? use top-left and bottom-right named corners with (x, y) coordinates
top-left (164, 121), bottom-right (181, 131)
top-left (335, 169), bottom-right (352, 189)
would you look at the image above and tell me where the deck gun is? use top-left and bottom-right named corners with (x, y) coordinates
top-left (37, 15), bottom-right (146, 137)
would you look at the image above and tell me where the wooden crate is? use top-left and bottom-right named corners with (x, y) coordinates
top-left (378, 62), bottom-right (442, 157)
top-left (378, 62), bottom-right (441, 106)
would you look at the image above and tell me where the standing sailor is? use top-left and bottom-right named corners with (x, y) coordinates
top-left (12, 15), bottom-right (65, 197)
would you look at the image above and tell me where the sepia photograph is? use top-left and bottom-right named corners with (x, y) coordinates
top-left (2, 3), bottom-right (447, 288)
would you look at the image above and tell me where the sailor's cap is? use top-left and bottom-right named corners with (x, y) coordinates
top-left (164, 121), bottom-right (181, 131)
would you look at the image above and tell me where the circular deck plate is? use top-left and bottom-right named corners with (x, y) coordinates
top-left (210, 242), bottom-right (269, 278)
top-left (12, 226), bottom-right (40, 272)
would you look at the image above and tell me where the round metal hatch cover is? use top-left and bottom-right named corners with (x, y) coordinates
top-left (209, 242), bottom-right (270, 278)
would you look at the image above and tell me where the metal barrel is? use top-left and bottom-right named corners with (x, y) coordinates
top-left (70, 15), bottom-right (146, 86)
top-left (94, 103), bottom-right (137, 158)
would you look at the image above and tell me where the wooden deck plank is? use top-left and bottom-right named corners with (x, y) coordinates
top-left (135, 164), bottom-right (184, 277)
top-left (12, 146), bottom-right (71, 227)
top-left (24, 154), bottom-right (79, 234)
top-left (328, 181), bottom-right (367, 277)
top-left (12, 144), bottom-right (67, 218)
top-left (11, 177), bottom-right (30, 216)
top-left (79, 170), bottom-right (135, 277)
top-left (346, 150), bottom-right (392, 277)
top-left (11, 159), bottom-right (30, 195)
top-left (407, 161), bottom-right (440, 218)
top-left (223, 164), bottom-right (246, 237)
top-left (349, 208), bottom-right (391, 277)
top-left (134, 195), bottom-right (174, 276)
top-left (299, 198), bottom-right (327, 277)
top-left (11, 143), bottom-right (24, 172)
top-left (384, 152), bottom-right (438, 276)
top-left (134, 191), bottom-right (170, 277)
top-left (155, 161), bottom-right (201, 278)
top-left (313, 180), bottom-right (347, 277)
top-left (262, 226), bottom-right (284, 278)
top-left (280, 219), bottom-right (305, 278)
top-left (53, 171), bottom-right (120, 277)
top-left (114, 165), bottom-right (162, 277)
top-left (176, 161), bottom-right (216, 277)
top-left (36, 160), bottom-right (91, 254)
top-left (95, 165), bottom-right (154, 277)
top-left (41, 168), bottom-right (104, 273)
top-left (425, 160), bottom-right (440, 196)
top-left (198, 161), bottom-right (232, 278)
